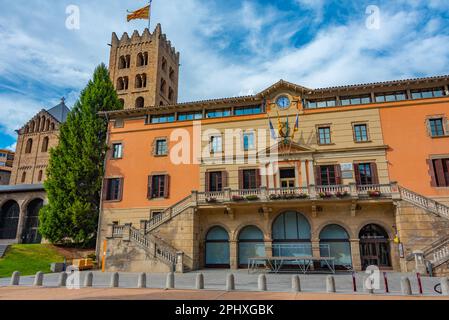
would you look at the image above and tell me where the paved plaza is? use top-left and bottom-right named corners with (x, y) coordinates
top-left (0, 270), bottom-right (446, 297)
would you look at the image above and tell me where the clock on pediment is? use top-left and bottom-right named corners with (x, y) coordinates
top-left (275, 95), bottom-right (291, 109)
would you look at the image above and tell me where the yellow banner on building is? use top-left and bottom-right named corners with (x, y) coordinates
top-left (127, 5), bottom-right (150, 22)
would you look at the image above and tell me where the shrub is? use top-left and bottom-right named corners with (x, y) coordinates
top-left (246, 195), bottom-right (260, 201)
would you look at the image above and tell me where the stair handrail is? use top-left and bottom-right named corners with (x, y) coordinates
top-left (399, 186), bottom-right (449, 220)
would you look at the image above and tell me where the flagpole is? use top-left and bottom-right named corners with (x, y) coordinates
top-left (148, 0), bottom-right (152, 29)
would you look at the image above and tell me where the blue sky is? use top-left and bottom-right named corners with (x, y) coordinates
top-left (0, 0), bottom-right (448, 150)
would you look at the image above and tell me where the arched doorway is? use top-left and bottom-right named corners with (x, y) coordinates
top-left (205, 226), bottom-right (230, 268)
top-left (0, 200), bottom-right (20, 239)
top-left (21, 199), bottom-right (43, 244)
top-left (359, 224), bottom-right (391, 270)
top-left (238, 226), bottom-right (265, 267)
top-left (319, 224), bottom-right (352, 269)
top-left (272, 211), bottom-right (312, 259)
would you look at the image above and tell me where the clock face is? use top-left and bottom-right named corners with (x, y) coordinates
top-left (276, 95), bottom-right (291, 109)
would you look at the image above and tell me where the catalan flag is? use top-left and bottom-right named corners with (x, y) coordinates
top-left (127, 4), bottom-right (151, 22)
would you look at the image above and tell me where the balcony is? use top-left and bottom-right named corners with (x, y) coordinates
top-left (194, 183), bottom-right (399, 205)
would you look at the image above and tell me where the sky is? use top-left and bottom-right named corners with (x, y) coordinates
top-left (0, 0), bottom-right (448, 150)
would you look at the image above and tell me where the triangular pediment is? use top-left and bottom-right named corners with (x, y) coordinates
top-left (256, 79), bottom-right (312, 99)
top-left (260, 140), bottom-right (315, 157)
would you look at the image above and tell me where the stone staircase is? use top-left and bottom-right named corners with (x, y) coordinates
top-left (0, 244), bottom-right (9, 258)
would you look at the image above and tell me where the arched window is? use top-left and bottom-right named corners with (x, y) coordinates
top-left (125, 55), bottom-right (131, 68)
top-left (272, 211), bottom-right (312, 258)
top-left (238, 226), bottom-right (265, 267)
top-left (25, 138), bottom-right (33, 154)
top-left (30, 121), bottom-right (35, 133)
top-left (320, 224), bottom-right (352, 269)
top-left (137, 53), bottom-right (144, 67)
top-left (50, 123), bottom-right (55, 131)
top-left (169, 67), bottom-right (175, 81)
top-left (359, 224), bottom-right (391, 269)
top-left (161, 57), bottom-right (167, 71)
top-left (0, 200), bottom-right (20, 239)
top-left (117, 77), bottom-right (124, 90)
top-left (205, 226), bottom-right (230, 268)
top-left (135, 97), bottom-right (144, 109)
top-left (41, 136), bottom-right (49, 152)
top-left (135, 75), bottom-right (142, 88)
top-left (24, 126), bottom-right (29, 134)
top-left (118, 99), bottom-right (125, 108)
top-left (143, 52), bottom-right (149, 65)
top-left (37, 170), bottom-right (43, 182)
top-left (160, 79), bottom-right (166, 95)
top-left (118, 56), bottom-right (127, 69)
top-left (36, 118), bottom-right (41, 132)
top-left (21, 172), bottom-right (26, 183)
top-left (168, 87), bottom-right (174, 102)
top-left (22, 198), bottom-right (43, 244)
top-left (141, 73), bottom-right (147, 87)
top-left (45, 119), bottom-right (50, 131)
top-left (40, 116), bottom-right (45, 131)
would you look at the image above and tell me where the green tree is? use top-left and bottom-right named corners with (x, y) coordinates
top-left (39, 64), bottom-right (122, 246)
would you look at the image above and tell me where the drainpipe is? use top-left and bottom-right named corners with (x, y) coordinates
top-left (95, 113), bottom-right (110, 263)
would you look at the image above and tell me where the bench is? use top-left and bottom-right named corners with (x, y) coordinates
top-left (72, 258), bottom-right (94, 271)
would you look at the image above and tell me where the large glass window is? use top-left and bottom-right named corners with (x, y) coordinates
top-left (150, 175), bottom-right (167, 198)
top-left (319, 165), bottom-right (336, 185)
top-left (319, 225), bottom-right (352, 268)
top-left (317, 127), bottom-right (331, 145)
top-left (150, 114), bottom-right (175, 124)
top-left (353, 124), bottom-right (369, 142)
top-left (243, 132), bottom-right (255, 151)
top-left (340, 95), bottom-right (371, 106)
top-left (375, 91), bottom-right (406, 102)
top-left (412, 88), bottom-right (444, 99)
top-left (357, 163), bottom-right (374, 185)
top-left (105, 178), bottom-right (122, 201)
top-left (206, 108), bottom-right (231, 119)
top-left (208, 171), bottom-right (223, 192)
top-left (178, 111), bottom-right (203, 121)
top-left (242, 169), bottom-right (258, 189)
top-left (306, 99), bottom-right (336, 109)
top-left (205, 226), bottom-right (230, 267)
top-left (238, 226), bottom-right (265, 267)
top-left (234, 105), bottom-right (261, 116)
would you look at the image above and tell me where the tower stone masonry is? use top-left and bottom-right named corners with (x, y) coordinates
top-left (109, 24), bottom-right (180, 109)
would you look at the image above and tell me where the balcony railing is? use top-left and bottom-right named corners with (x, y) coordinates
top-left (196, 183), bottom-right (398, 204)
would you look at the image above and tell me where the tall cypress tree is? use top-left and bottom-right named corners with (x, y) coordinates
top-left (40, 64), bottom-right (122, 246)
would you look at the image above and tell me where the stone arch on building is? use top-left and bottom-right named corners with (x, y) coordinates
top-left (0, 200), bottom-right (20, 239)
top-left (204, 225), bottom-right (230, 268)
top-left (21, 198), bottom-right (44, 244)
top-left (314, 220), bottom-right (355, 240)
top-left (319, 224), bottom-right (353, 269)
top-left (237, 225), bottom-right (265, 267)
top-left (358, 223), bottom-right (392, 270)
top-left (135, 97), bottom-right (145, 109)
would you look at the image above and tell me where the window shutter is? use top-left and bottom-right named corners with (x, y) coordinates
top-left (102, 179), bottom-right (109, 200)
top-left (238, 170), bottom-right (244, 189)
top-left (147, 175), bottom-right (153, 199)
top-left (164, 175), bottom-right (170, 198)
top-left (370, 163), bottom-right (379, 185)
top-left (205, 172), bottom-right (210, 192)
top-left (434, 159), bottom-right (446, 187)
top-left (222, 171), bottom-right (228, 188)
top-left (427, 159), bottom-right (437, 187)
top-left (256, 169), bottom-right (262, 188)
top-left (315, 166), bottom-right (322, 186)
top-left (118, 178), bottom-right (124, 201)
top-left (334, 164), bottom-right (342, 185)
top-left (445, 159), bottom-right (449, 186)
top-left (353, 163), bottom-right (361, 185)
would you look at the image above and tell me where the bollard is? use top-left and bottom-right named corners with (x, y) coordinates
top-left (326, 275), bottom-right (336, 293)
top-left (166, 272), bottom-right (175, 289)
top-left (33, 271), bottom-right (44, 287)
top-left (195, 273), bottom-right (204, 290)
top-left (292, 275), bottom-right (301, 292)
top-left (352, 272), bottom-right (357, 292)
top-left (137, 273), bottom-right (146, 289)
top-left (58, 272), bottom-right (68, 287)
top-left (10, 271), bottom-right (20, 286)
top-left (401, 277), bottom-right (412, 295)
top-left (416, 273), bottom-right (423, 295)
top-left (258, 274), bottom-right (267, 291)
top-left (110, 272), bottom-right (119, 288)
top-left (441, 277), bottom-right (449, 296)
top-left (84, 272), bottom-right (93, 287)
top-left (383, 272), bottom-right (389, 294)
top-left (226, 274), bottom-right (235, 291)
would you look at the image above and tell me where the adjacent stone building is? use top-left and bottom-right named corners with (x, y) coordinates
top-left (0, 149), bottom-right (14, 185)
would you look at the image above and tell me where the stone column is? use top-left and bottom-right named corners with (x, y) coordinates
top-left (15, 203), bottom-right (26, 243)
top-left (300, 161), bottom-right (307, 187)
top-left (308, 160), bottom-right (315, 185)
top-left (350, 239), bottom-right (362, 271)
top-left (176, 252), bottom-right (185, 273)
top-left (229, 240), bottom-right (238, 270)
top-left (264, 239), bottom-right (273, 258)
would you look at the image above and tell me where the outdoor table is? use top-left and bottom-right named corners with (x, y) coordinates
top-left (248, 256), bottom-right (336, 274)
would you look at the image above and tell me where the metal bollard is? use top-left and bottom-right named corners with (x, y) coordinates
top-left (10, 271), bottom-right (20, 286)
top-left (326, 275), bottom-right (336, 293)
top-left (84, 272), bottom-right (93, 287)
top-left (401, 277), bottom-right (412, 295)
top-left (137, 273), bottom-right (146, 288)
top-left (33, 271), bottom-right (44, 287)
top-left (226, 274), bottom-right (235, 291)
top-left (292, 275), bottom-right (301, 292)
top-left (196, 273), bottom-right (204, 290)
top-left (166, 272), bottom-right (175, 289)
top-left (110, 272), bottom-right (119, 288)
top-left (58, 272), bottom-right (68, 287)
top-left (352, 272), bottom-right (357, 292)
top-left (416, 273), bottom-right (423, 295)
top-left (441, 277), bottom-right (449, 296)
top-left (383, 272), bottom-right (389, 294)
top-left (258, 274), bottom-right (267, 291)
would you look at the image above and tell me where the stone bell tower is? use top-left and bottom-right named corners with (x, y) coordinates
top-left (108, 24), bottom-right (180, 109)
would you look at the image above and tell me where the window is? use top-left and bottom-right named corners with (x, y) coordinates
top-left (210, 135), bottom-right (222, 153)
top-left (0, 162), bottom-right (5, 166)
top-left (206, 171), bottom-right (225, 192)
top-left (160, 79), bottom-right (166, 94)
top-left (25, 138), bottom-right (33, 153)
top-left (150, 114), bottom-right (175, 124)
top-left (148, 175), bottom-right (169, 199)
top-left (243, 132), bottom-right (255, 151)
top-left (37, 170), bottom-right (43, 182)
top-left (354, 163), bottom-right (379, 185)
top-left (169, 68), bottom-right (175, 81)
top-left (105, 178), bottom-right (123, 201)
top-left (206, 108), bottom-right (231, 119)
top-left (168, 87), bottom-right (174, 102)
top-left (117, 77), bottom-right (129, 91)
top-left (41, 137), bottom-right (49, 152)
top-left (375, 91), bottom-right (406, 102)
top-left (154, 139), bottom-right (168, 156)
top-left (234, 105), bottom-right (261, 116)
top-left (178, 111), bottom-right (203, 121)
top-left (412, 88), bottom-right (444, 100)
top-left (21, 172), bottom-right (26, 183)
top-left (318, 165), bottom-right (337, 186)
top-left (118, 55), bottom-right (130, 69)
top-left (135, 74), bottom-right (147, 88)
top-left (306, 99), bottom-right (337, 109)
top-left (135, 97), bottom-right (145, 109)
top-left (353, 124), bottom-right (369, 142)
top-left (114, 118), bottom-right (124, 128)
top-left (431, 158), bottom-right (449, 187)
top-left (340, 95), bottom-right (371, 106)
top-left (280, 168), bottom-right (296, 188)
top-left (240, 169), bottom-right (260, 189)
top-left (137, 52), bottom-right (148, 67)
top-left (317, 127), bottom-right (331, 145)
top-left (112, 143), bottom-right (123, 159)
top-left (429, 118), bottom-right (445, 137)
top-left (161, 57), bottom-right (167, 71)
